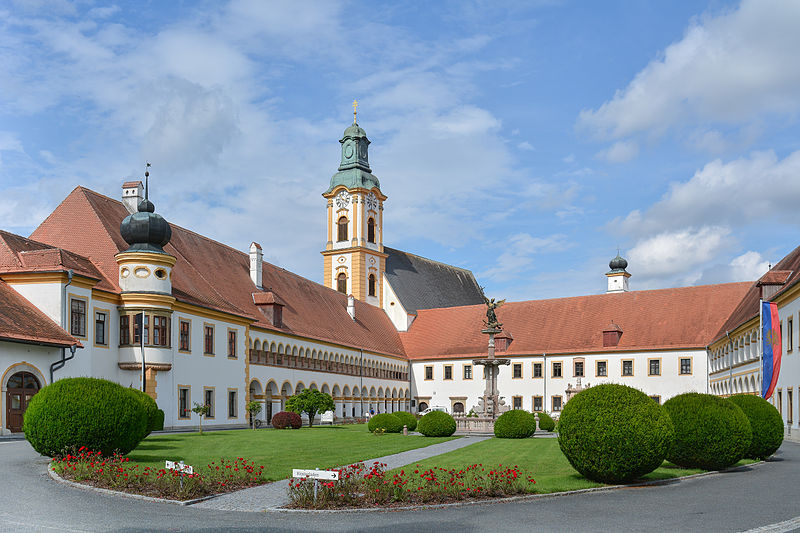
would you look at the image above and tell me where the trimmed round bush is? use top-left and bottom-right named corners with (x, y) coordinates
top-left (558, 384), bottom-right (674, 483)
top-left (368, 413), bottom-right (403, 433)
top-left (127, 388), bottom-right (160, 436)
top-left (663, 392), bottom-right (752, 470)
top-left (417, 411), bottom-right (457, 437)
top-left (272, 411), bottom-right (302, 429)
top-left (23, 377), bottom-right (148, 457)
top-left (392, 411), bottom-right (418, 432)
top-left (537, 412), bottom-right (555, 432)
top-left (728, 394), bottom-right (783, 459)
top-left (153, 409), bottom-right (165, 432)
top-left (494, 409), bottom-right (536, 438)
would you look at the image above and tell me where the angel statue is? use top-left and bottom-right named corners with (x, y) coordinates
top-left (483, 295), bottom-right (505, 330)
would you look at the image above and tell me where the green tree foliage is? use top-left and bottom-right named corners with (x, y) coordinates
top-left (367, 413), bottom-right (403, 433)
top-left (494, 409), bottom-right (536, 438)
top-left (663, 392), bottom-right (752, 470)
top-left (23, 377), bottom-right (148, 457)
top-left (127, 388), bottom-right (160, 436)
top-left (728, 394), bottom-right (784, 459)
top-left (417, 411), bottom-right (457, 437)
top-left (537, 411), bottom-right (555, 432)
top-left (192, 402), bottom-right (211, 434)
top-left (557, 384), bottom-right (674, 483)
top-left (286, 389), bottom-right (335, 427)
top-left (246, 400), bottom-right (263, 430)
top-left (392, 411), bottom-right (418, 432)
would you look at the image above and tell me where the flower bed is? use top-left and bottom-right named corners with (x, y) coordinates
top-left (51, 447), bottom-right (266, 500)
top-left (288, 460), bottom-right (536, 508)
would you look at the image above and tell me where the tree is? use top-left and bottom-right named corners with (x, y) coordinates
top-left (191, 402), bottom-right (211, 434)
top-left (286, 389), bottom-right (335, 428)
top-left (246, 400), bottom-right (263, 430)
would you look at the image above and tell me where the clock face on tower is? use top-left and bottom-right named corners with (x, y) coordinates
top-left (366, 192), bottom-right (378, 211)
top-left (335, 191), bottom-right (351, 209)
top-left (343, 141), bottom-right (355, 160)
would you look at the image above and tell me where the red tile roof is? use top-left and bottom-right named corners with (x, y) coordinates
top-left (30, 187), bottom-right (406, 357)
top-left (0, 280), bottom-right (79, 347)
top-left (758, 270), bottom-right (793, 285)
top-left (0, 230), bottom-right (104, 283)
top-left (400, 282), bottom-right (751, 360)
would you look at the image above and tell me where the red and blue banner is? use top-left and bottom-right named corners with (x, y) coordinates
top-left (762, 301), bottom-right (782, 400)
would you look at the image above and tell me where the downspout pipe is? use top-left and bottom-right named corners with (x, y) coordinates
top-left (50, 269), bottom-right (75, 383)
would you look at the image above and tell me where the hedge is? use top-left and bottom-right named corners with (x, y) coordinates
top-left (663, 392), bottom-right (751, 470)
top-left (23, 377), bottom-right (148, 457)
top-left (368, 413), bottom-right (403, 433)
top-left (417, 411), bottom-right (457, 437)
top-left (127, 388), bottom-right (160, 436)
top-left (392, 411), bottom-right (418, 432)
top-left (537, 412), bottom-right (555, 432)
top-left (272, 411), bottom-right (302, 429)
top-left (494, 410), bottom-right (536, 438)
top-left (727, 394), bottom-right (783, 459)
top-left (557, 384), bottom-right (674, 483)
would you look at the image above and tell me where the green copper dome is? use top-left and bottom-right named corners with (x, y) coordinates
top-left (607, 253), bottom-right (629, 274)
top-left (325, 122), bottom-right (381, 194)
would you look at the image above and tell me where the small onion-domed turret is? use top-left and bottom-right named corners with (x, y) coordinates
top-left (609, 254), bottom-right (628, 272)
top-left (120, 197), bottom-right (171, 253)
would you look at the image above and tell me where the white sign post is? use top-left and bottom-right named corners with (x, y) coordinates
top-left (292, 468), bottom-right (339, 504)
top-left (166, 460), bottom-right (194, 491)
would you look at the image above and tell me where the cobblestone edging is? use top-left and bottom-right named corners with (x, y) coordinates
top-left (46, 452), bottom-right (765, 513)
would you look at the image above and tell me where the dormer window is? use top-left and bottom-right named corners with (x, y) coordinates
top-left (367, 218), bottom-right (375, 243)
top-left (337, 217), bottom-right (348, 242)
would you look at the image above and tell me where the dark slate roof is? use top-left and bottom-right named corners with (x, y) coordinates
top-left (384, 246), bottom-right (484, 315)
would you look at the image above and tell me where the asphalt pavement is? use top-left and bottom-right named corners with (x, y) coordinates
top-left (1, 438), bottom-right (799, 532)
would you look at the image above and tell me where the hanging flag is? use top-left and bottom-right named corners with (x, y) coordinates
top-left (762, 301), bottom-right (782, 399)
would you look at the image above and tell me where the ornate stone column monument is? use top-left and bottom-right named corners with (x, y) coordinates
top-left (472, 297), bottom-right (510, 421)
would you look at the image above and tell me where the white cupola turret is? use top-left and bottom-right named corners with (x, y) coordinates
top-left (606, 253), bottom-right (631, 293)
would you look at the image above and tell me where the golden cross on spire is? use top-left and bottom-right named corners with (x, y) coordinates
top-left (352, 99), bottom-right (358, 124)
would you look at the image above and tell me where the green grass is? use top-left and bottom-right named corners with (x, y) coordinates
top-left (389, 438), bottom-right (756, 493)
top-left (127, 424), bottom-right (455, 481)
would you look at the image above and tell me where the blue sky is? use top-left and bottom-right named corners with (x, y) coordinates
top-left (2, 0), bottom-right (799, 301)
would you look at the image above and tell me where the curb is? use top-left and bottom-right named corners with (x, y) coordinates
top-left (47, 467), bottom-right (219, 506)
top-left (47, 459), bottom-right (764, 513)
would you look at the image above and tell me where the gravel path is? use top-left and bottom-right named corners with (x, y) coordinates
top-left (192, 435), bottom-right (490, 511)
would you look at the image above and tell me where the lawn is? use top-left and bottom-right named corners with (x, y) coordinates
top-left (389, 437), bottom-right (756, 493)
top-left (127, 424), bottom-right (455, 481)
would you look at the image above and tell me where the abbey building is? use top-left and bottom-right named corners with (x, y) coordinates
top-left (1, 117), bottom-right (798, 435)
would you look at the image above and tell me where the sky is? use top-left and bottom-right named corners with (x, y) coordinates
top-left (1, 0), bottom-right (799, 301)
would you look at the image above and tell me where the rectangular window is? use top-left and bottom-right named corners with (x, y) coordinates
top-left (513, 363), bottom-right (522, 379)
top-left (552, 362), bottom-right (562, 378)
top-left (513, 396), bottom-right (522, 410)
top-left (596, 360), bottom-right (607, 377)
top-left (574, 361), bottom-right (584, 377)
top-left (424, 365), bottom-right (433, 380)
top-left (133, 314), bottom-right (149, 345)
top-left (552, 396), bottom-right (563, 411)
top-left (119, 315), bottom-right (130, 345)
top-left (788, 317), bottom-right (794, 352)
top-left (649, 395), bottom-right (661, 405)
top-left (533, 396), bottom-right (543, 411)
top-left (204, 325), bottom-right (214, 355)
top-left (788, 389), bottom-right (793, 423)
top-left (204, 388), bottom-right (215, 418)
top-left (179, 320), bottom-right (190, 351)
top-left (228, 329), bottom-right (237, 358)
top-left (228, 390), bottom-right (238, 418)
top-left (95, 311), bottom-right (107, 346)
top-left (463, 364), bottom-right (472, 380)
top-left (622, 360), bottom-right (633, 376)
top-left (533, 362), bottom-right (542, 378)
top-left (680, 358), bottom-right (692, 375)
top-left (778, 389), bottom-right (783, 418)
top-left (178, 387), bottom-right (190, 419)
top-left (648, 359), bottom-right (661, 376)
top-left (70, 298), bottom-right (86, 337)
top-left (153, 316), bottom-right (168, 346)
top-left (444, 365), bottom-right (453, 380)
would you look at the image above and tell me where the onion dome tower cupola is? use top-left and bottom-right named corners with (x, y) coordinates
top-left (324, 102), bottom-right (381, 194)
top-left (606, 251), bottom-right (631, 294)
top-left (115, 164), bottom-right (176, 298)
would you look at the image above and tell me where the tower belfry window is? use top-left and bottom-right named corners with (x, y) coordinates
top-left (367, 218), bottom-right (375, 243)
top-left (337, 217), bottom-right (348, 242)
top-left (337, 273), bottom-right (347, 294)
top-left (368, 274), bottom-right (376, 297)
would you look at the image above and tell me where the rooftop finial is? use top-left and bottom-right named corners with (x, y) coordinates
top-left (144, 162), bottom-right (151, 201)
top-left (352, 99), bottom-right (358, 124)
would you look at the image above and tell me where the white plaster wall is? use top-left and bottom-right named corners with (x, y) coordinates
top-left (119, 261), bottom-right (172, 294)
top-left (382, 278), bottom-right (412, 331)
top-left (330, 253), bottom-right (352, 293)
top-left (0, 342), bottom-right (61, 434)
top-left (775, 294), bottom-right (800, 430)
top-left (9, 282), bottom-right (65, 327)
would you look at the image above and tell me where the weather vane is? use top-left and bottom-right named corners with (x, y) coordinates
top-left (353, 99), bottom-right (358, 124)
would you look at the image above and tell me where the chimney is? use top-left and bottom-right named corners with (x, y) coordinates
top-left (347, 294), bottom-right (356, 321)
top-left (603, 322), bottom-right (623, 347)
top-left (249, 242), bottom-right (263, 289)
top-left (121, 181), bottom-right (144, 214)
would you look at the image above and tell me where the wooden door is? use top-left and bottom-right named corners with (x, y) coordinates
top-left (5, 372), bottom-right (40, 433)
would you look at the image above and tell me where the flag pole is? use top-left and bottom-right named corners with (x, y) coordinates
top-left (759, 298), bottom-right (763, 398)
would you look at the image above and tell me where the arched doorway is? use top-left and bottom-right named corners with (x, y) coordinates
top-left (6, 372), bottom-right (41, 433)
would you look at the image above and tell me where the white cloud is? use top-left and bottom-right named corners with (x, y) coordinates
top-left (480, 233), bottom-right (571, 282)
top-left (578, 0), bottom-right (800, 144)
top-left (596, 140), bottom-right (638, 163)
top-left (627, 226), bottom-right (732, 280)
top-left (694, 250), bottom-right (769, 286)
top-left (517, 141), bottom-right (534, 151)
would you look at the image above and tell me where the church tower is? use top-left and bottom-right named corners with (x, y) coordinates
top-left (321, 104), bottom-right (387, 307)
top-left (606, 253), bottom-right (631, 293)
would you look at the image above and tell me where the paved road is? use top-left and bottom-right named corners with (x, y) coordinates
top-left (2, 438), bottom-right (799, 533)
